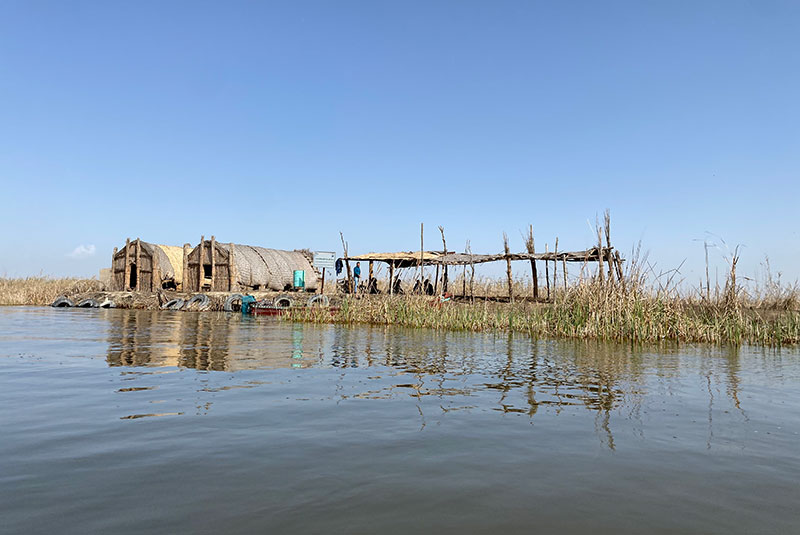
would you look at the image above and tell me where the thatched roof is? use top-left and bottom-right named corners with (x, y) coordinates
top-left (348, 251), bottom-right (443, 268)
top-left (350, 247), bottom-right (611, 268)
top-left (155, 245), bottom-right (185, 284)
top-left (229, 244), bottom-right (318, 291)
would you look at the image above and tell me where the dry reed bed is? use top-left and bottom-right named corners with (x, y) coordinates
top-left (287, 283), bottom-right (800, 346)
top-left (0, 277), bottom-right (103, 306)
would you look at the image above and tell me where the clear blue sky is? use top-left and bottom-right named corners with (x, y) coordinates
top-left (1, 1), bottom-right (798, 286)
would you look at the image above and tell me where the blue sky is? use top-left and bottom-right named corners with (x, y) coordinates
top-left (1, 1), bottom-right (798, 286)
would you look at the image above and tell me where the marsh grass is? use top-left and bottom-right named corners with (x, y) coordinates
top-left (289, 260), bottom-right (800, 346)
top-left (3, 257), bottom-right (798, 345)
top-left (0, 276), bottom-right (103, 306)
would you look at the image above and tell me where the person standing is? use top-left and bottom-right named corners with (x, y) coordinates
top-left (353, 262), bottom-right (361, 293)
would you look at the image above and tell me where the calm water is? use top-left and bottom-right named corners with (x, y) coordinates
top-left (1, 307), bottom-right (799, 534)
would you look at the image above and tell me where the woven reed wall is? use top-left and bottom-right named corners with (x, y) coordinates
top-left (111, 241), bottom-right (182, 291)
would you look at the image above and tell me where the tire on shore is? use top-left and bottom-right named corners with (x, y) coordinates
top-left (51, 296), bottom-right (74, 308)
top-left (274, 295), bottom-right (294, 308)
top-left (161, 298), bottom-right (185, 311)
top-left (306, 295), bottom-right (330, 308)
top-left (76, 298), bottom-right (100, 308)
top-left (185, 294), bottom-right (210, 311)
top-left (223, 294), bottom-right (244, 312)
top-left (98, 298), bottom-right (116, 308)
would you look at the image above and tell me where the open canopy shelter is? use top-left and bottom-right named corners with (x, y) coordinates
top-left (346, 245), bottom-right (622, 299)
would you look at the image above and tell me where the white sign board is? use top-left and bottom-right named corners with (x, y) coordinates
top-left (313, 251), bottom-right (336, 270)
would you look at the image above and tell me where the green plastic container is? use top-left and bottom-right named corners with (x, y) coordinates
top-left (293, 270), bottom-right (305, 289)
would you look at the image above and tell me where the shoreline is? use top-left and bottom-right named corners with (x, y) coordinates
top-left (2, 277), bottom-right (798, 346)
top-left (13, 292), bottom-right (800, 347)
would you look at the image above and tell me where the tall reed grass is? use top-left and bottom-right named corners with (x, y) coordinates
top-left (288, 285), bottom-right (799, 346)
top-left (0, 277), bottom-right (103, 306)
top-left (289, 249), bottom-right (800, 346)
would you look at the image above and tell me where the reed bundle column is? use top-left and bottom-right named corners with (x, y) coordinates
top-left (210, 236), bottom-right (216, 290)
top-left (198, 235), bottom-right (205, 290)
top-left (228, 243), bottom-right (236, 291)
top-left (134, 238), bottom-right (141, 291)
top-left (123, 238), bottom-right (131, 291)
top-left (151, 248), bottom-right (159, 291)
top-left (112, 247), bottom-right (118, 290)
top-left (182, 244), bottom-right (190, 292)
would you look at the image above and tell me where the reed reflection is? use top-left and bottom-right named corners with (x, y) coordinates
top-left (104, 310), bottom-right (751, 441)
top-left (106, 311), bottom-right (329, 371)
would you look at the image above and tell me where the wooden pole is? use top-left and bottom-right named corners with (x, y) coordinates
top-left (123, 238), bottom-right (131, 291)
top-left (210, 235), bottom-right (216, 291)
top-left (553, 237), bottom-right (558, 298)
top-left (526, 225), bottom-right (538, 300)
top-left (563, 255), bottom-right (568, 289)
top-left (389, 261), bottom-right (395, 295)
top-left (545, 243), bottom-right (550, 300)
top-left (134, 238), bottom-right (141, 291)
top-left (228, 243), bottom-right (236, 291)
top-left (580, 251), bottom-right (589, 283)
top-left (704, 241), bottom-right (710, 301)
top-left (339, 232), bottom-right (352, 293)
top-left (503, 232), bottom-right (513, 303)
top-left (615, 250), bottom-right (624, 285)
top-left (198, 235), bottom-right (205, 291)
top-left (596, 218), bottom-right (605, 284)
top-left (182, 243), bottom-right (190, 292)
top-left (462, 265), bottom-right (466, 297)
top-left (605, 209), bottom-right (614, 281)
top-left (419, 222), bottom-right (424, 285)
top-left (438, 225), bottom-right (448, 293)
top-left (321, 267), bottom-right (326, 295)
top-left (433, 264), bottom-right (439, 294)
top-left (467, 240), bottom-right (475, 303)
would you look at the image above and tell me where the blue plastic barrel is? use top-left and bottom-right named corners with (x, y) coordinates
top-left (293, 270), bottom-right (305, 289)
top-left (241, 295), bottom-right (256, 315)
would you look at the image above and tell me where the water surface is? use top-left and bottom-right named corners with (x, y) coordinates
top-left (1, 307), bottom-right (799, 534)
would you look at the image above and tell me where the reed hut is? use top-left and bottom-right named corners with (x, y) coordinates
top-left (184, 236), bottom-right (319, 292)
top-left (111, 238), bottom-right (186, 292)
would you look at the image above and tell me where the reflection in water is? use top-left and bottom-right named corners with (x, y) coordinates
top-left (102, 310), bottom-right (765, 448)
top-left (107, 311), bottom-right (329, 371)
top-left (4, 307), bottom-right (800, 535)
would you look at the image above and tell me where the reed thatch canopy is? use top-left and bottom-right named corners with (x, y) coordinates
top-left (350, 247), bottom-right (610, 268)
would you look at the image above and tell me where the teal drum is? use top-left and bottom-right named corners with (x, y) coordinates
top-left (293, 270), bottom-right (305, 289)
